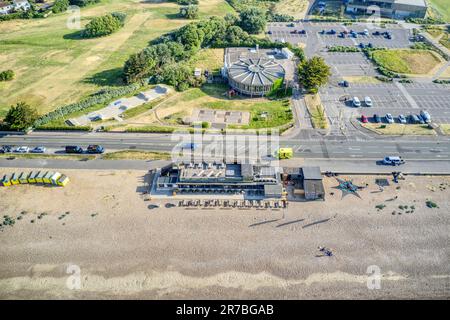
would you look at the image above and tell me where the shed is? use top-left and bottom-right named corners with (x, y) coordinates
top-left (57, 175), bottom-right (70, 187)
top-left (43, 171), bottom-right (54, 184)
top-left (11, 173), bottom-right (20, 185)
top-left (302, 167), bottom-right (324, 200)
top-left (1, 174), bottom-right (11, 187)
top-left (36, 171), bottom-right (46, 183)
top-left (28, 171), bottom-right (39, 183)
top-left (264, 184), bottom-right (283, 198)
top-left (18, 172), bottom-right (29, 184)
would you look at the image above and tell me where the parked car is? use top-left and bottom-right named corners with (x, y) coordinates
top-left (373, 114), bottom-right (381, 123)
top-left (385, 113), bottom-right (394, 123)
top-left (339, 80), bottom-right (349, 87)
top-left (417, 114), bottom-right (425, 124)
top-left (30, 146), bottom-right (46, 153)
top-left (359, 42), bottom-right (365, 49)
top-left (14, 146), bottom-right (29, 153)
top-left (364, 96), bottom-right (372, 107)
top-left (367, 42), bottom-right (373, 48)
top-left (373, 31), bottom-right (381, 36)
top-left (409, 114), bottom-right (420, 124)
top-left (398, 114), bottom-right (407, 124)
top-left (87, 145), bottom-right (104, 154)
top-left (382, 156), bottom-right (405, 166)
top-left (352, 97), bottom-right (361, 107)
top-left (363, 29), bottom-right (369, 36)
top-left (420, 110), bottom-right (431, 123)
top-left (338, 32), bottom-right (345, 38)
top-left (299, 30), bottom-right (306, 34)
top-left (361, 115), bottom-right (368, 123)
top-left (65, 146), bottom-right (83, 154)
top-left (328, 29), bottom-right (336, 35)
top-left (267, 30), bottom-right (272, 35)
top-left (0, 145), bottom-right (13, 153)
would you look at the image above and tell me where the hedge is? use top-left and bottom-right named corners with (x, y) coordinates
top-left (33, 83), bottom-right (142, 127)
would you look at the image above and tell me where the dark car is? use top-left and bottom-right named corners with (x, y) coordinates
top-left (373, 31), bottom-right (381, 36)
top-left (359, 42), bottom-right (365, 48)
top-left (267, 30), bottom-right (272, 35)
top-left (367, 43), bottom-right (373, 48)
top-left (417, 114), bottom-right (425, 124)
top-left (0, 145), bottom-right (13, 153)
top-left (299, 30), bottom-right (306, 34)
top-left (409, 114), bottom-right (420, 124)
top-left (328, 29), bottom-right (336, 35)
top-left (338, 32), bottom-right (345, 38)
top-left (87, 145), bottom-right (105, 154)
top-left (339, 80), bottom-right (349, 87)
top-left (373, 114), bottom-right (381, 123)
top-left (65, 146), bottom-right (83, 154)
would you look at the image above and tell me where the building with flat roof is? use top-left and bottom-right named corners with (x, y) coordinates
top-left (153, 162), bottom-right (284, 198)
top-left (345, 0), bottom-right (427, 19)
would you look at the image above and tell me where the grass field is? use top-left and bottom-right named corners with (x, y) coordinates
top-left (304, 94), bottom-right (329, 129)
top-left (102, 150), bottom-right (170, 160)
top-left (362, 123), bottom-right (436, 135)
top-left (372, 49), bottom-right (442, 75)
top-left (427, 0), bottom-right (450, 22)
top-left (0, 0), bottom-right (234, 118)
top-left (157, 84), bottom-right (293, 129)
top-left (440, 124), bottom-right (450, 135)
top-left (187, 48), bottom-right (224, 75)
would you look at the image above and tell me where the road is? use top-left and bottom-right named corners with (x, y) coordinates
top-left (1, 131), bottom-right (450, 163)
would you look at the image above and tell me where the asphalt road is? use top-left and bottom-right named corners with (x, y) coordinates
top-left (1, 131), bottom-right (450, 161)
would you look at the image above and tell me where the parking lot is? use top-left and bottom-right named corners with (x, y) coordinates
top-left (321, 52), bottom-right (377, 76)
top-left (320, 82), bottom-right (450, 124)
top-left (267, 22), bottom-right (413, 56)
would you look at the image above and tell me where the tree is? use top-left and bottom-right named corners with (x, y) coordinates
top-left (52, 0), bottom-right (69, 13)
top-left (83, 14), bottom-right (123, 38)
top-left (239, 6), bottom-right (267, 34)
top-left (0, 70), bottom-right (14, 81)
top-left (123, 50), bottom-right (157, 84)
top-left (298, 56), bottom-right (331, 93)
top-left (4, 102), bottom-right (38, 131)
top-left (179, 5), bottom-right (199, 20)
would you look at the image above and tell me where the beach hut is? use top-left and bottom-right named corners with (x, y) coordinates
top-left (57, 175), bottom-right (70, 187)
top-left (28, 171), bottom-right (39, 184)
top-left (18, 172), bottom-right (29, 184)
top-left (50, 172), bottom-right (61, 185)
top-left (43, 171), bottom-right (54, 184)
top-left (10, 173), bottom-right (20, 185)
top-left (35, 171), bottom-right (46, 183)
top-left (1, 175), bottom-right (11, 187)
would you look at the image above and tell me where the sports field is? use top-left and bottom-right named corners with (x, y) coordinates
top-left (0, 0), bottom-right (234, 118)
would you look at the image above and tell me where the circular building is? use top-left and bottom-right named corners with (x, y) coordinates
top-left (227, 57), bottom-right (285, 97)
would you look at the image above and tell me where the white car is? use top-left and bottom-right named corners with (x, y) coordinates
top-left (364, 96), bottom-right (372, 107)
top-left (352, 97), bottom-right (361, 107)
top-left (363, 29), bottom-right (369, 36)
top-left (14, 146), bottom-right (29, 153)
top-left (385, 113), bottom-right (394, 124)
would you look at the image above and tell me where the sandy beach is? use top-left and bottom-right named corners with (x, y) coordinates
top-left (0, 168), bottom-right (449, 299)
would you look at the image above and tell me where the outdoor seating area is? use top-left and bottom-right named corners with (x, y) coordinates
top-left (178, 199), bottom-right (287, 209)
top-left (1, 171), bottom-right (70, 187)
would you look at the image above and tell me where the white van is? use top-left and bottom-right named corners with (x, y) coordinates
top-left (382, 156), bottom-right (405, 166)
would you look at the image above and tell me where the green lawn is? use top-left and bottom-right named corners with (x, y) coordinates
top-left (0, 0), bottom-right (234, 117)
top-left (427, 0), bottom-right (450, 22)
top-left (372, 49), bottom-right (441, 74)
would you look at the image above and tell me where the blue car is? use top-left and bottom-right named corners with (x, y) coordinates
top-left (30, 146), bottom-right (46, 153)
top-left (182, 143), bottom-right (198, 150)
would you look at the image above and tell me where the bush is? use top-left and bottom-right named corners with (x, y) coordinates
top-left (34, 83), bottom-right (142, 127)
top-left (52, 0), bottom-right (69, 13)
top-left (179, 5), bottom-right (199, 20)
top-left (0, 70), bottom-right (15, 81)
top-left (34, 125), bottom-right (91, 131)
top-left (328, 46), bottom-right (360, 52)
top-left (83, 13), bottom-right (125, 38)
top-left (406, 17), bottom-right (446, 25)
top-left (69, 0), bottom-right (100, 6)
top-left (268, 13), bottom-right (294, 22)
top-left (177, 0), bottom-right (198, 4)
